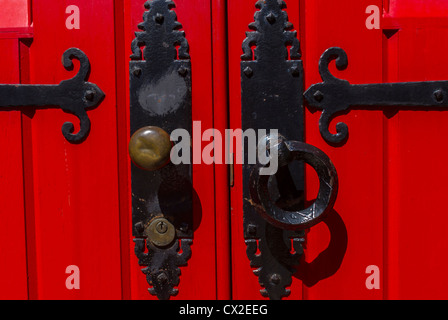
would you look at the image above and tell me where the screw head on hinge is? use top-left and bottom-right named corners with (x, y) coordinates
top-left (244, 66), bottom-right (254, 78)
top-left (154, 13), bottom-right (165, 24)
top-left (178, 66), bottom-right (189, 77)
top-left (247, 224), bottom-right (257, 236)
top-left (157, 271), bottom-right (169, 284)
top-left (266, 13), bottom-right (276, 24)
top-left (313, 90), bottom-right (324, 102)
top-left (269, 274), bottom-right (281, 286)
top-left (135, 222), bottom-right (145, 234)
top-left (85, 90), bottom-right (95, 102)
top-left (291, 65), bottom-right (301, 77)
top-left (133, 68), bottom-right (142, 78)
top-left (434, 89), bottom-right (444, 102)
top-left (179, 223), bottom-right (189, 233)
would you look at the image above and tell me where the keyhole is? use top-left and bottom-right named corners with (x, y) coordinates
top-left (156, 221), bottom-right (168, 234)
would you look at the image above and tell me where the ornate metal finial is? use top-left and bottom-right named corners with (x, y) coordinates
top-left (242, 0), bottom-right (300, 61)
top-left (130, 0), bottom-right (189, 62)
top-left (134, 238), bottom-right (192, 300)
top-left (246, 228), bottom-right (305, 299)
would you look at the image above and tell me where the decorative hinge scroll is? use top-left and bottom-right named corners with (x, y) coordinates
top-left (0, 48), bottom-right (104, 143)
top-left (305, 47), bottom-right (448, 144)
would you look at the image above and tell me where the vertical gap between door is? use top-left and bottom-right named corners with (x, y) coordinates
top-left (382, 25), bottom-right (400, 300)
top-left (113, 0), bottom-right (132, 300)
top-left (382, 28), bottom-right (390, 301)
top-left (299, 0), bottom-right (307, 301)
top-left (20, 37), bottom-right (38, 300)
top-left (212, 0), bottom-right (232, 300)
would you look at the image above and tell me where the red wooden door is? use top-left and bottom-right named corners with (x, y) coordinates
top-left (0, 0), bottom-right (222, 300)
top-left (2, 0), bottom-right (448, 301)
top-left (229, 0), bottom-right (448, 300)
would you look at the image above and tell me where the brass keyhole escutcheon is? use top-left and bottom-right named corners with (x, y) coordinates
top-left (145, 218), bottom-right (176, 247)
top-left (129, 126), bottom-right (172, 171)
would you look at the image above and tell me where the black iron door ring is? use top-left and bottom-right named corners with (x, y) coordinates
top-left (250, 140), bottom-right (338, 230)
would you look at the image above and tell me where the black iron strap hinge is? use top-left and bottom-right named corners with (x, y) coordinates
top-left (304, 46), bottom-right (448, 144)
top-left (0, 48), bottom-right (104, 143)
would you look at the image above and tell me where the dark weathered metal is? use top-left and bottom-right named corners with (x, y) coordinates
top-left (134, 237), bottom-right (192, 300)
top-left (130, 0), bottom-right (192, 300)
top-left (250, 140), bottom-right (338, 230)
top-left (305, 47), bottom-right (448, 144)
top-left (241, 0), bottom-right (338, 300)
top-left (0, 48), bottom-right (104, 143)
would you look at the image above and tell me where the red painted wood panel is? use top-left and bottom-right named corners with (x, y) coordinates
top-left (212, 0), bottom-right (232, 300)
top-left (381, 0), bottom-right (448, 299)
top-left (0, 38), bottom-right (28, 300)
top-left (0, 0), bottom-right (221, 300)
top-left (2, 0), bottom-right (448, 300)
top-left (113, 0), bottom-right (132, 300)
top-left (27, 0), bottom-right (123, 299)
top-left (302, 0), bottom-right (384, 299)
top-left (0, 0), bottom-right (31, 28)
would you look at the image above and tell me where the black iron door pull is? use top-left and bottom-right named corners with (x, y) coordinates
top-left (0, 48), bottom-right (104, 142)
top-left (241, 0), bottom-right (448, 300)
top-left (250, 139), bottom-right (338, 230)
top-left (241, 0), bottom-right (339, 300)
top-left (305, 47), bottom-right (448, 144)
top-left (130, 0), bottom-right (193, 300)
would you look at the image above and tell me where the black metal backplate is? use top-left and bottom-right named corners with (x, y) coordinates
top-left (241, 0), bottom-right (305, 300)
top-left (130, 0), bottom-right (192, 300)
top-left (130, 59), bottom-right (192, 239)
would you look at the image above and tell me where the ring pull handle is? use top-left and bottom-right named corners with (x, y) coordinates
top-left (250, 138), bottom-right (338, 230)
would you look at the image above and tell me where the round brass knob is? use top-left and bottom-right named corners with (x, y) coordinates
top-left (129, 126), bottom-right (172, 171)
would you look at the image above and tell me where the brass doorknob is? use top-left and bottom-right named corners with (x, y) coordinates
top-left (129, 126), bottom-right (172, 171)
